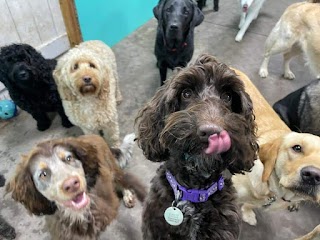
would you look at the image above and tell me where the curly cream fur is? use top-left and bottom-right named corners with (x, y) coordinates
top-left (54, 40), bottom-right (122, 147)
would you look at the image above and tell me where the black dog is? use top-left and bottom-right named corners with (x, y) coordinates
top-left (197, 0), bottom-right (220, 11)
top-left (136, 55), bottom-right (257, 239)
top-left (0, 44), bottom-right (72, 131)
top-left (0, 174), bottom-right (16, 239)
top-left (153, 0), bottom-right (204, 85)
top-left (273, 79), bottom-right (320, 136)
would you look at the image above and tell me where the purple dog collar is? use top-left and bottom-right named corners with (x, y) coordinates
top-left (165, 170), bottom-right (224, 203)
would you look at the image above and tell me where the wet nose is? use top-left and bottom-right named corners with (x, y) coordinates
top-left (301, 166), bottom-right (320, 185)
top-left (19, 70), bottom-right (28, 79)
top-left (169, 24), bottom-right (179, 30)
top-left (83, 76), bottom-right (91, 83)
top-left (197, 124), bottom-right (221, 142)
top-left (62, 177), bottom-right (80, 193)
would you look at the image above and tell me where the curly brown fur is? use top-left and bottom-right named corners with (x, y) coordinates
top-left (136, 54), bottom-right (258, 239)
top-left (6, 135), bottom-right (146, 240)
top-left (0, 44), bottom-right (72, 131)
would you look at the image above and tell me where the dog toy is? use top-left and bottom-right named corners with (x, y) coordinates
top-left (0, 99), bottom-right (18, 120)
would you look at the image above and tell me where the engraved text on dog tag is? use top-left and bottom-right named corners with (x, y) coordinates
top-left (164, 207), bottom-right (183, 226)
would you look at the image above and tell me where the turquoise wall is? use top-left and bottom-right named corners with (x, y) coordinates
top-left (75, 0), bottom-right (158, 47)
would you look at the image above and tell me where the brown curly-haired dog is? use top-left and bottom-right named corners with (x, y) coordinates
top-left (136, 54), bottom-right (258, 240)
top-left (6, 135), bottom-right (146, 240)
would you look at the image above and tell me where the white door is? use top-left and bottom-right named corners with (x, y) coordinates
top-left (0, 0), bottom-right (70, 99)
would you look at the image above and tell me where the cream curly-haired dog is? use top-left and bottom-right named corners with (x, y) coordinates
top-left (54, 40), bottom-right (122, 147)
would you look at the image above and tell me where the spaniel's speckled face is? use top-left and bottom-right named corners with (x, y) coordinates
top-left (29, 145), bottom-right (90, 211)
top-left (275, 132), bottom-right (320, 202)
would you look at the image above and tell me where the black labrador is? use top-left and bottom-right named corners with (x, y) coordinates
top-left (197, 0), bottom-right (220, 11)
top-left (273, 78), bottom-right (320, 136)
top-left (153, 0), bottom-right (204, 85)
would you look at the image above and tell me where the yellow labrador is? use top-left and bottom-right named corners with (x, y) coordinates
top-left (259, 0), bottom-right (320, 79)
top-left (232, 69), bottom-right (320, 240)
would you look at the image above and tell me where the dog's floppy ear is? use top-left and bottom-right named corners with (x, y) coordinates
top-left (53, 62), bottom-right (76, 101)
top-left (273, 102), bottom-right (291, 129)
top-left (191, 2), bottom-right (204, 27)
top-left (135, 81), bottom-right (178, 162)
top-left (259, 137), bottom-right (282, 182)
top-left (6, 154), bottom-right (56, 216)
top-left (153, 0), bottom-right (165, 20)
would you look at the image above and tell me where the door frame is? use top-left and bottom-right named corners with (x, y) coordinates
top-left (59, 0), bottom-right (82, 47)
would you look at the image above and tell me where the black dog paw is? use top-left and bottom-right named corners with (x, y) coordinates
top-left (214, 6), bottom-right (219, 11)
top-left (0, 174), bottom-right (5, 187)
top-left (37, 121), bottom-right (51, 131)
top-left (62, 119), bottom-right (74, 128)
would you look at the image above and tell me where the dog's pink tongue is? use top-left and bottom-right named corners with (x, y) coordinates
top-left (205, 130), bottom-right (231, 155)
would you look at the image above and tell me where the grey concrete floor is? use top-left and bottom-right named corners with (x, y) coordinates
top-left (1, 0), bottom-right (320, 239)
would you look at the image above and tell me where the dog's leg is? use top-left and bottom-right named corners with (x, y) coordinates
top-left (57, 106), bottom-right (73, 128)
top-left (294, 224), bottom-right (320, 240)
top-left (102, 121), bottom-right (120, 148)
top-left (235, 12), bottom-right (254, 42)
top-left (241, 203), bottom-right (257, 226)
top-left (32, 111), bottom-right (52, 131)
top-left (283, 44), bottom-right (302, 79)
top-left (159, 62), bottom-right (168, 86)
top-left (238, 13), bottom-right (246, 29)
top-left (259, 22), bottom-right (296, 78)
top-left (213, 0), bottom-right (219, 11)
top-left (197, 0), bottom-right (205, 10)
top-left (111, 133), bottom-right (135, 169)
top-left (114, 171), bottom-right (147, 208)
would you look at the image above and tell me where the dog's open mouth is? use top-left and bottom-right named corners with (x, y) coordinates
top-left (204, 130), bottom-right (231, 155)
top-left (63, 192), bottom-right (90, 210)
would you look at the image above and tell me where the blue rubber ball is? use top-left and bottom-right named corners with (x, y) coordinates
top-left (0, 100), bottom-right (17, 120)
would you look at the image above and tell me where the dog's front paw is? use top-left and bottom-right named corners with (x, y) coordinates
top-left (259, 68), bottom-right (269, 78)
top-left (288, 203), bottom-right (299, 212)
top-left (123, 189), bottom-right (136, 208)
top-left (235, 33), bottom-right (243, 42)
top-left (284, 70), bottom-right (295, 80)
top-left (241, 206), bottom-right (257, 226)
top-left (62, 119), bottom-right (74, 128)
top-left (37, 121), bottom-right (51, 131)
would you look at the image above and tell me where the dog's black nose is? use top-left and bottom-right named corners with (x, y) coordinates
top-left (63, 177), bottom-right (80, 193)
top-left (83, 76), bottom-right (91, 83)
top-left (197, 124), bottom-right (221, 142)
top-left (169, 24), bottom-right (179, 30)
top-left (18, 70), bottom-right (28, 79)
top-left (301, 166), bottom-right (320, 185)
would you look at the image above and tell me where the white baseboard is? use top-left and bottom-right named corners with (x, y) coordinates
top-left (38, 33), bottom-right (70, 59)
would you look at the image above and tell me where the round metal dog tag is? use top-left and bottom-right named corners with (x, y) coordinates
top-left (164, 207), bottom-right (183, 226)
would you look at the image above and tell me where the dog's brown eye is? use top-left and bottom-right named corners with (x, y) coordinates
top-left (39, 171), bottom-right (47, 179)
top-left (73, 63), bottom-right (79, 70)
top-left (65, 155), bottom-right (72, 162)
top-left (220, 92), bottom-right (232, 102)
top-left (89, 63), bottom-right (96, 68)
top-left (181, 89), bottom-right (193, 99)
top-left (292, 145), bottom-right (302, 153)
